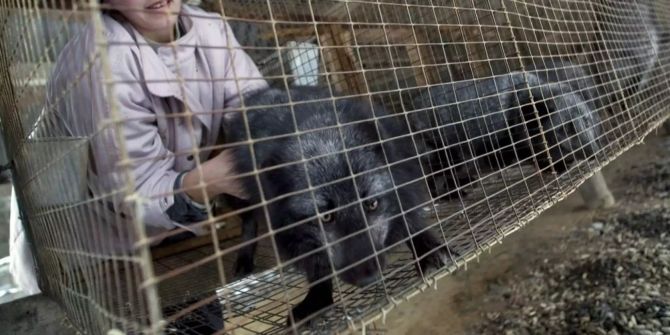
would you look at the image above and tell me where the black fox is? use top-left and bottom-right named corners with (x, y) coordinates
top-left (404, 59), bottom-right (602, 198)
top-left (222, 86), bottom-right (449, 326)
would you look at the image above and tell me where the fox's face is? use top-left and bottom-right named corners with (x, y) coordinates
top-left (270, 122), bottom-right (407, 287)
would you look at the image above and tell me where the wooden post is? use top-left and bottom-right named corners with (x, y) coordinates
top-left (319, 25), bottom-right (366, 95)
top-left (405, 32), bottom-right (436, 87)
top-left (150, 221), bottom-right (242, 260)
top-left (578, 171), bottom-right (615, 209)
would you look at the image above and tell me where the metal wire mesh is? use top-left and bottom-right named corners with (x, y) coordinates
top-left (1, 0), bottom-right (669, 334)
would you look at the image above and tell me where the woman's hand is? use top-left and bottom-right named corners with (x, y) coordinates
top-left (182, 149), bottom-right (249, 204)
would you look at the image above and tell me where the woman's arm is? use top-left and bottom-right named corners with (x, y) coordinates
top-left (181, 149), bottom-right (248, 204)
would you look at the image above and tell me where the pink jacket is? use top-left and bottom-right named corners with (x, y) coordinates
top-left (50, 4), bottom-right (266, 233)
top-left (10, 5), bottom-right (268, 293)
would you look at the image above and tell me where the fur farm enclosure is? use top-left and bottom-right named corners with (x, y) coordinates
top-left (1, 0), bottom-right (670, 334)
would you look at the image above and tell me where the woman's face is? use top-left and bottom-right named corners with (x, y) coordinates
top-left (107, 0), bottom-right (182, 42)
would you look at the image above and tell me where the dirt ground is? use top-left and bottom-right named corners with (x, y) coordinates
top-left (384, 128), bottom-right (670, 335)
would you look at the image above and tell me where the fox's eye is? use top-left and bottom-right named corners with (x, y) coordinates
top-left (320, 213), bottom-right (334, 223)
top-left (365, 199), bottom-right (379, 211)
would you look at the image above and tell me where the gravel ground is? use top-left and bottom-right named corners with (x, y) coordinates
top-left (384, 130), bottom-right (670, 335)
top-left (623, 138), bottom-right (670, 200)
top-left (474, 187), bottom-right (670, 335)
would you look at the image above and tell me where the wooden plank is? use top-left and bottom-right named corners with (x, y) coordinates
top-left (262, 26), bottom-right (414, 45)
top-left (319, 1), bottom-right (363, 21)
top-left (319, 25), bottom-right (366, 95)
top-left (353, 27), bottom-right (413, 45)
top-left (208, 1), bottom-right (362, 22)
top-left (319, 26), bottom-right (348, 94)
top-left (405, 33), bottom-right (429, 88)
top-left (151, 217), bottom-right (243, 260)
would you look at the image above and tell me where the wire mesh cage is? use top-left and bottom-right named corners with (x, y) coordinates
top-left (1, 0), bottom-right (669, 334)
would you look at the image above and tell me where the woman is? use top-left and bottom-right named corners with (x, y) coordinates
top-left (10, 0), bottom-right (268, 298)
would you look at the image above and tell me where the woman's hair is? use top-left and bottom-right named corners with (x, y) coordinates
top-left (99, 0), bottom-right (126, 23)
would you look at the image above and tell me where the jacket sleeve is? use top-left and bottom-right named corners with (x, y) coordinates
top-left (221, 20), bottom-right (269, 107)
top-left (48, 45), bottom-right (182, 231)
top-left (106, 69), bottom-right (184, 230)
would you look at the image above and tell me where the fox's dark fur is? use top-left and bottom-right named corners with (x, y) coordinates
top-left (222, 87), bottom-right (448, 326)
top-left (404, 59), bottom-right (602, 198)
top-left (595, 0), bottom-right (665, 96)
